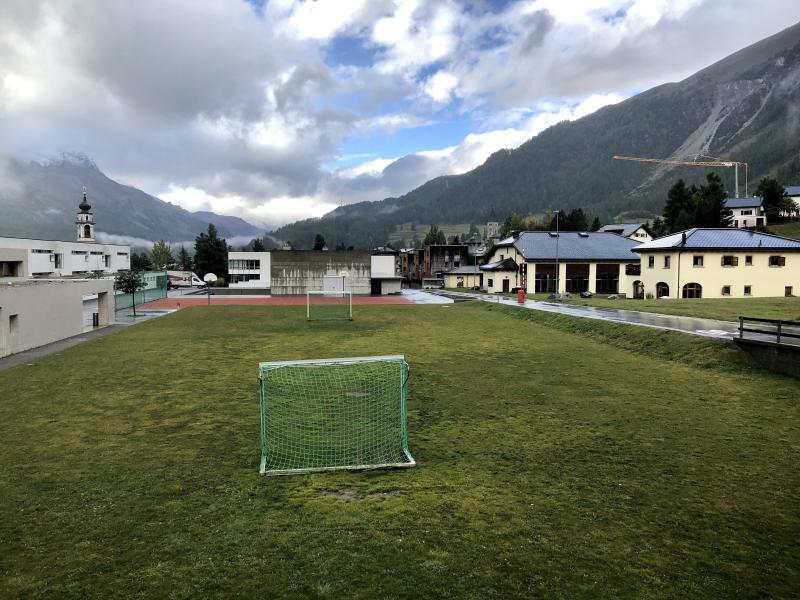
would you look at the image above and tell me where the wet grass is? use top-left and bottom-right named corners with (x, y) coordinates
top-left (1, 303), bottom-right (799, 598)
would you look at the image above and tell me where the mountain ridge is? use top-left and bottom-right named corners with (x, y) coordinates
top-left (272, 21), bottom-right (800, 249)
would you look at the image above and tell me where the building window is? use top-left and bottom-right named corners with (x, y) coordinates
top-left (693, 255), bottom-right (704, 267)
top-left (656, 282), bottom-right (670, 298)
top-left (744, 285), bottom-right (752, 296)
top-left (721, 285), bottom-right (731, 296)
top-left (32, 249), bottom-right (53, 254)
top-left (745, 255), bottom-right (752, 266)
top-left (231, 274), bottom-right (261, 283)
top-left (228, 259), bottom-right (261, 270)
top-left (54, 254), bottom-right (62, 269)
top-left (648, 256), bottom-right (655, 268)
top-left (487, 278), bottom-right (493, 287)
top-left (663, 256), bottom-right (671, 269)
top-left (741, 209), bottom-right (753, 216)
top-left (104, 255), bottom-right (110, 268)
top-left (721, 255), bottom-right (738, 267)
top-left (682, 282), bottom-right (702, 299)
top-left (768, 255), bottom-right (786, 267)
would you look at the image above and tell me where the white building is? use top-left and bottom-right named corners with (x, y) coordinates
top-left (370, 253), bottom-right (403, 295)
top-left (228, 251), bottom-right (271, 289)
top-left (724, 197), bottom-right (766, 228)
top-left (0, 189), bottom-right (130, 277)
top-left (0, 278), bottom-right (115, 358)
top-left (784, 186), bottom-right (800, 217)
top-left (598, 223), bottom-right (654, 242)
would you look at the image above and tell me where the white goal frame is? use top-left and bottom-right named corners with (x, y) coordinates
top-left (306, 290), bottom-right (353, 321)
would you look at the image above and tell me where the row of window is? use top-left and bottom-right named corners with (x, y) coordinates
top-left (230, 274), bottom-right (261, 283)
top-left (648, 255), bottom-right (787, 268)
top-left (229, 259), bottom-right (261, 270)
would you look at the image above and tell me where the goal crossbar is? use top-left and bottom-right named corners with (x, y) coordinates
top-left (259, 355), bottom-right (415, 475)
top-left (306, 290), bottom-right (353, 321)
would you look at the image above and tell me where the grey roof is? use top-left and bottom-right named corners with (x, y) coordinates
top-left (724, 196), bottom-right (762, 209)
top-left (598, 223), bottom-right (647, 237)
top-left (784, 185), bottom-right (800, 196)
top-left (511, 231), bottom-right (641, 261)
top-left (634, 228), bottom-right (800, 252)
top-left (446, 265), bottom-right (482, 274)
top-left (480, 258), bottom-right (519, 272)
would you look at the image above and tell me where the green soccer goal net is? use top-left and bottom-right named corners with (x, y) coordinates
top-left (259, 355), bottom-right (415, 475)
top-left (306, 291), bottom-right (353, 321)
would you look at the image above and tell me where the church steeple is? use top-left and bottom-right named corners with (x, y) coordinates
top-left (76, 186), bottom-right (95, 243)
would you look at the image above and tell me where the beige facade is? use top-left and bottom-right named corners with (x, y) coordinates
top-left (444, 272), bottom-right (482, 289)
top-left (637, 250), bottom-right (799, 298)
top-left (0, 279), bottom-right (114, 358)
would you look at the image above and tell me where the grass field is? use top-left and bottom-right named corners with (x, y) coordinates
top-left (533, 294), bottom-right (800, 322)
top-left (2, 303), bottom-right (799, 597)
top-left (768, 221), bottom-right (800, 240)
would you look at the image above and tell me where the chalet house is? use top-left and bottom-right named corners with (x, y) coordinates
top-left (633, 228), bottom-right (800, 299)
top-left (480, 232), bottom-right (642, 296)
top-left (598, 223), bottom-right (653, 242)
top-left (724, 197), bottom-right (766, 228)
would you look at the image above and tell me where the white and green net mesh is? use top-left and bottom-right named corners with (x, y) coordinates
top-left (259, 355), bottom-right (415, 475)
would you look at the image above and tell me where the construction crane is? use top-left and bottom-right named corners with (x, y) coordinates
top-left (612, 155), bottom-right (748, 198)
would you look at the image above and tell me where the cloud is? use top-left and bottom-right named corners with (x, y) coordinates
top-left (1, 0), bottom-right (799, 232)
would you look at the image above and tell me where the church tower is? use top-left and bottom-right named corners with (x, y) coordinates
top-left (76, 186), bottom-right (95, 243)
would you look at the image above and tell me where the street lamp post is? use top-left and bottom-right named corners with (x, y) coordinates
top-left (554, 210), bottom-right (560, 297)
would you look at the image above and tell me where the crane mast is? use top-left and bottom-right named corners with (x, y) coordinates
top-left (612, 155), bottom-right (748, 197)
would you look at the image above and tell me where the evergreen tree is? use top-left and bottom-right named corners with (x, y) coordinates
top-left (651, 217), bottom-right (668, 237)
top-left (663, 179), bottom-right (696, 232)
top-left (500, 213), bottom-right (526, 237)
top-left (423, 224), bottom-right (447, 245)
top-left (694, 172), bottom-right (731, 227)
top-left (177, 245), bottom-right (192, 271)
top-left (755, 176), bottom-right (788, 222)
top-left (449, 235), bottom-right (461, 245)
top-left (149, 240), bottom-right (174, 271)
top-left (252, 238), bottom-right (266, 252)
top-left (313, 234), bottom-right (326, 250)
top-left (130, 251), bottom-right (152, 271)
top-left (590, 216), bottom-right (602, 231)
top-left (194, 223), bottom-right (229, 280)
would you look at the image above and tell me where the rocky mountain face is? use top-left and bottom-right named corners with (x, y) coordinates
top-left (274, 22), bottom-right (800, 249)
top-left (0, 153), bottom-right (262, 245)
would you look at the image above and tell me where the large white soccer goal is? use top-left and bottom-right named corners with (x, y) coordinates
top-left (258, 355), bottom-right (416, 475)
top-left (307, 290), bottom-right (353, 321)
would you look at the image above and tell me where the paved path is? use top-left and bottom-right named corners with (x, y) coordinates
top-left (434, 290), bottom-right (800, 345)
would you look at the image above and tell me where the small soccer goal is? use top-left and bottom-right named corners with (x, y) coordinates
top-left (258, 355), bottom-right (416, 476)
top-left (307, 290), bottom-right (353, 321)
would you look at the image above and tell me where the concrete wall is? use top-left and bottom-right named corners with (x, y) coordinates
top-left (270, 251), bottom-right (371, 295)
top-left (228, 251), bottom-right (271, 288)
top-left (0, 279), bottom-right (114, 358)
top-left (0, 237), bottom-right (130, 277)
top-left (734, 339), bottom-right (800, 379)
top-left (638, 250), bottom-right (800, 298)
top-left (379, 279), bottom-right (402, 295)
top-left (371, 255), bottom-right (396, 277)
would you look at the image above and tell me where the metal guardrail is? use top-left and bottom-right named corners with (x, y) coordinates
top-left (738, 316), bottom-right (800, 345)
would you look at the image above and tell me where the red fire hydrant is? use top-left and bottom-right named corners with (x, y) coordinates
top-left (517, 289), bottom-right (526, 304)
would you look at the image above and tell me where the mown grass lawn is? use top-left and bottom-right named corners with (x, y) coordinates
top-left (768, 221), bottom-right (800, 241)
top-left (1, 303), bottom-right (799, 598)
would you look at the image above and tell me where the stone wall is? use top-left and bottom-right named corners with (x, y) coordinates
top-left (733, 338), bottom-right (800, 379)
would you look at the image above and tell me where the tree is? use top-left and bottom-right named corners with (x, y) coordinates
top-left (590, 216), bottom-right (602, 231)
top-left (313, 234), bottom-right (327, 250)
top-left (149, 240), bottom-right (174, 271)
top-left (177, 245), bottom-right (192, 271)
top-left (449, 235), bottom-right (461, 245)
top-left (694, 172), bottom-right (731, 228)
top-left (500, 213), bottom-right (526, 237)
top-left (130, 251), bottom-right (152, 271)
top-left (194, 223), bottom-right (229, 280)
top-left (115, 270), bottom-right (145, 316)
top-left (423, 224), bottom-right (447, 245)
top-left (663, 179), bottom-right (696, 233)
top-left (651, 217), bottom-right (668, 238)
top-left (252, 238), bottom-right (266, 252)
top-left (755, 176), bottom-right (788, 222)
